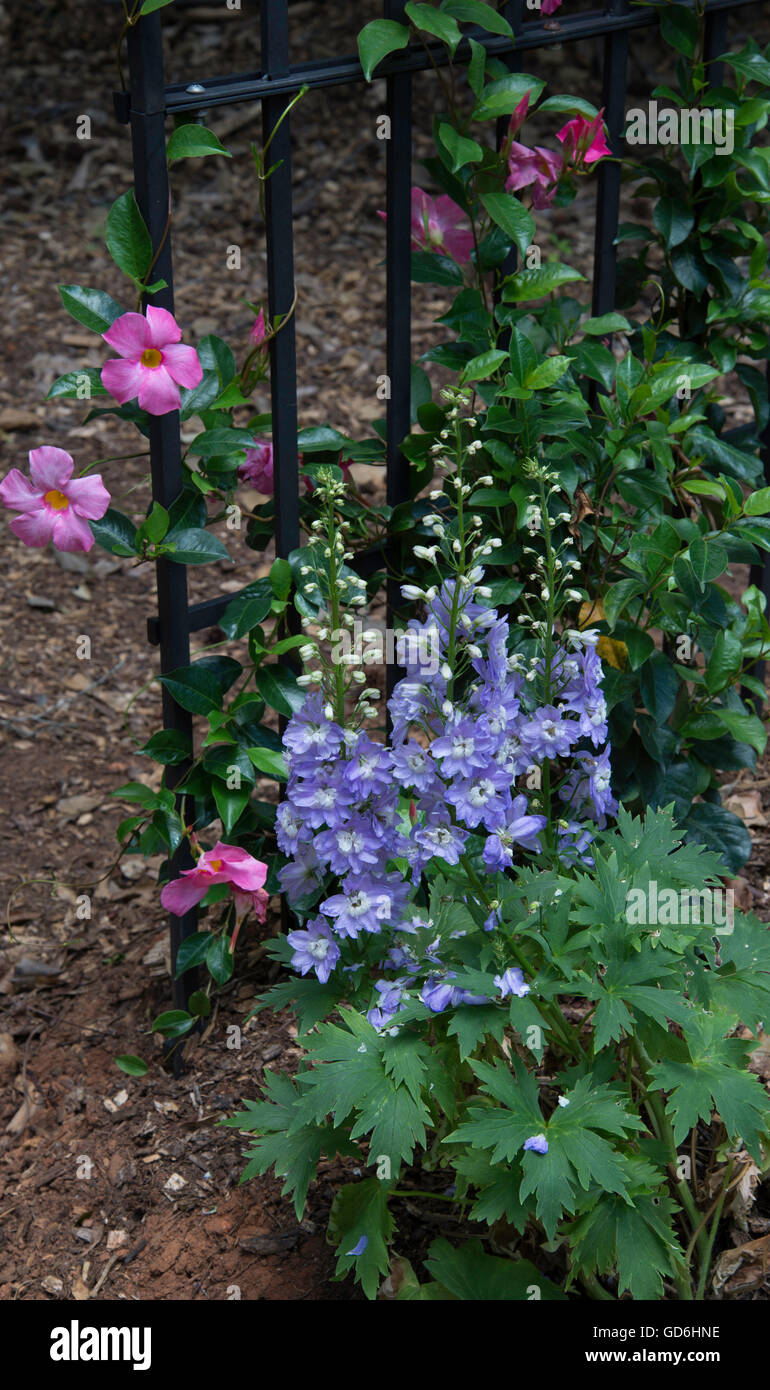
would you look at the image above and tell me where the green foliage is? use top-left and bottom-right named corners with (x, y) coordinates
top-left (166, 124), bottom-right (231, 163)
top-left (357, 19), bottom-right (410, 81)
top-left (106, 190), bottom-right (153, 286)
top-left (237, 805), bottom-right (770, 1300)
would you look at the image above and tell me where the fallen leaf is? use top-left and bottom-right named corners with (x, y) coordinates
top-left (712, 1232), bottom-right (770, 1294)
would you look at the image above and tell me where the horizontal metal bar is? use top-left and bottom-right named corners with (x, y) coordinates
top-left (147, 594), bottom-right (230, 646)
top-left (146, 543), bottom-right (391, 646)
top-left (118, 0), bottom-right (753, 120)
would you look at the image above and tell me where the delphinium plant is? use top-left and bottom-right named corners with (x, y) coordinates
top-left (228, 392), bottom-right (770, 1301)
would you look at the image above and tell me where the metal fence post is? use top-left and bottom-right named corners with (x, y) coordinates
top-left (592, 0), bottom-right (631, 318)
top-left (385, 0), bottom-right (413, 700)
top-left (260, 0), bottom-right (300, 566)
top-left (126, 14), bottom-right (197, 1063)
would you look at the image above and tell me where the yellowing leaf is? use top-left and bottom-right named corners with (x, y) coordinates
top-left (597, 635), bottom-right (628, 670)
top-left (579, 597), bottom-right (605, 628)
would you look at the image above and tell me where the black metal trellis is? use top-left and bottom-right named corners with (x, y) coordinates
top-left (117, 0), bottom-right (761, 1045)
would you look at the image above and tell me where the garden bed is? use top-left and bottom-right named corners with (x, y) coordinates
top-left (4, 0), bottom-right (770, 1304)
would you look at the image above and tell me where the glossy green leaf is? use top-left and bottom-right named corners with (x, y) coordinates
top-left (167, 124), bottom-right (231, 163)
top-left (90, 508), bottom-right (138, 557)
top-left (480, 191), bottom-right (534, 259)
top-left (58, 284), bottom-right (124, 334)
top-left (357, 18), bottom-right (410, 81)
top-left (106, 190), bottom-right (153, 283)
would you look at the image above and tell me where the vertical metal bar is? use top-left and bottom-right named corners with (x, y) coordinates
top-left (260, 1), bottom-right (300, 939)
top-left (703, 7), bottom-right (728, 86)
top-left (745, 367), bottom-right (770, 710)
top-left (126, 13), bottom-right (197, 1050)
top-left (591, 0), bottom-right (630, 317)
top-left (260, 0), bottom-right (300, 565)
top-left (496, 0), bottom-right (525, 284)
top-left (385, 0), bottom-right (413, 699)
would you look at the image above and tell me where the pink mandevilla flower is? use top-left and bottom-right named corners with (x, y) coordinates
top-left (541, 0), bottom-right (562, 14)
top-left (556, 111), bottom-right (611, 168)
top-left (410, 188), bottom-right (475, 262)
top-left (160, 842), bottom-right (269, 919)
top-left (250, 307), bottom-right (268, 347)
top-left (507, 91), bottom-right (530, 141)
top-left (239, 439), bottom-right (274, 493)
top-left (505, 142), bottom-right (563, 209)
top-left (101, 305), bottom-right (202, 416)
top-left (378, 188), bottom-right (474, 264)
top-left (0, 446), bottom-right (110, 552)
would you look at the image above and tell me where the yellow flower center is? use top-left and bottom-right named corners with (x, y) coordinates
top-left (140, 347), bottom-right (163, 369)
top-left (206, 859), bottom-right (223, 873)
top-left (44, 489), bottom-right (69, 511)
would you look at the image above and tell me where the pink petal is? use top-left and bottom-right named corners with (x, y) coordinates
top-left (207, 841), bottom-right (236, 860)
top-left (136, 365), bottom-right (181, 416)
top-left (240, 441), bottom-right (274, 492)
top-left (410, 188), bottom-right (431, 248)
top-left (234, 887), bottom-right (269, 921)
top-left (411, 187), bottom-right (429, 228)
top-left (145, 304), bottom-right (182, 349)
top-left (506, 143), bottom-right (538, 193)
top-left (102, 311), bottom-right (151, 357)
top-left (250, 309), bottom-right (267, 346)
top-left (531, 184), bottom-right (557, 211)
top-left (207, 842), bottom-right (268, 892)
top-left (584, 133), bottom-right (611, 164)
top-left (532, 147), bottom-right (563, 189)
top-left (433, 194), bottom-right (467, 232)
top-left (28, 446), bottom-right (74, 491)
top-left (160, 873), bottom-right (209, 915)
top-left (161, 341), bottom-right (203, 389)
top-left (0, 468), bottom-right (43, 512)
top-left (51, 509), bottom-right (95, 553)
top-left (224, 861), bottom-right (268, 893)
top-left (509, 92), bottom-right (530, 138)
top-left (9, 509), bottom-right (55, 548)
top-left (556, 119), bottom-right (577, 155)
top-left (442, 228), bottom-right (475, 263)
top-left (101, 357), bottom-right (146, 405)
top-left (66, 473), bottom-right (111, 520)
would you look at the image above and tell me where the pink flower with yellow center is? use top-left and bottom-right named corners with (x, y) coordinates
top-left (160, 841), bottom-right (269, 920)
top-left (101, 305), bottom-right (202, 416)
top-left (0, 446), bottom-right (110, 552)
